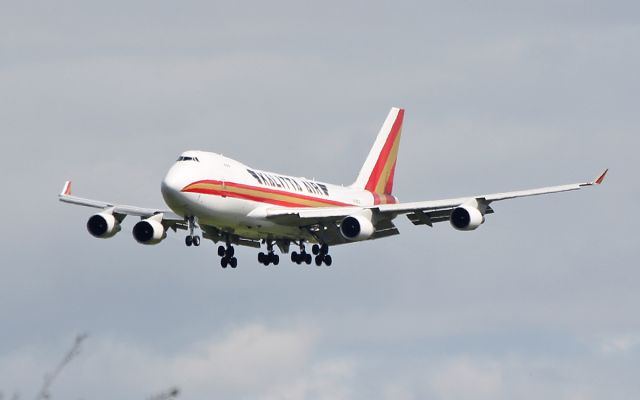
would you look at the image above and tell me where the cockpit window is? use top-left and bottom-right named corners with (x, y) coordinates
top-left (176, 156), bottom-right (200, 162)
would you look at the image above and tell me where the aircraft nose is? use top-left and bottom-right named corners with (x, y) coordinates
top-left (161, 170), bottom-right (180, 193)
top-left (161, 168), bottom-right (186, 206)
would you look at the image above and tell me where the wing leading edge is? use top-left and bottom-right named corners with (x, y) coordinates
top-left (58, 180), bottom-right (185, 223)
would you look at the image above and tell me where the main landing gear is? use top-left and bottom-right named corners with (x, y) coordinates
top-left (291, 241), bottom-right (312, 265)
top-left (258, 241), bottom-right (279, 266)
top-left (185, 216), bottom-right (201, 247)
top-left (311, 243), bottom-right (332, 266)
top-left (291, 242), bottom-right (331, 266)
top-left (218, 243), bottom-right (237, 268)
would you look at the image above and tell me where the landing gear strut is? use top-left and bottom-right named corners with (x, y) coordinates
top-left (218, 237), bottom-right (237, 268)
top-left (312, 243), bottom-right (331, 266)
top-left (291, 241), bottom-right (312, 265)
top-left (184, 216), bottom-right (201, 247)
top-left (258, 241), bottom-right (279, 266)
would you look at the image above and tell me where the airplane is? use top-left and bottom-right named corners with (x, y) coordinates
top-left (59, 107), bottom-right (607, 268)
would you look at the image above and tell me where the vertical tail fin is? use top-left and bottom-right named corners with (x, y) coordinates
top-left (352, 107), bottom-right (404, 195)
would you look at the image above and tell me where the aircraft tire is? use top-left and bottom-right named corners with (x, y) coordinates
top-left (221, 257), bottom-right (228, 268)
top-left (273, 254), bottom-right (279, 265)
top-left (324, 255), bottom-right (332, 266)
top-left (315, 255), bottom-right (323, 266)
top-left (227, 246), bottom-right (235, 257)
top-left (230, 257), bottom-right (237, 268)
top-left (258, 252), bottom-right (266, 264)
top-left (193, 236), bottom-right (200, 246)
top-left (218, 246), bottom-right (226, 257)
top-left (312, 244), bottom-right (320, 255)
top-left (185, 236), bottom-right (193, 246)
top-left (291, 251), bottom-right (298, 263)
top-left (305, 254), bottom-right (312, 265)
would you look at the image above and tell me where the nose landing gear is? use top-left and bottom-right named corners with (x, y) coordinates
top-left (185, 216), bottom-right (201, 247)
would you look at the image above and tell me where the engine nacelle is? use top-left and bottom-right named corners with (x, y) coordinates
top-left (132, 217), bottom-right (166, 245)
top-left (86, 212), bottom-right (121, 238)
top-left (340, 214), bottom-right (375, 241)
top-left (450, 205), bottom-right (484, 231)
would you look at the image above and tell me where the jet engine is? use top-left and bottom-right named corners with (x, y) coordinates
top-left (86, 212), bottom-right (121, 238)
top-left (340, 214), bottom-right (375, 241)
top-left (132, 217), bottom-right (166, 245)
top-left (449, 205), bottom-right (484, 231)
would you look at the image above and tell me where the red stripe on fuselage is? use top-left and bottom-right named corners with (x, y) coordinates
top-left (184, 186), bottom-right (315, 208)
top-left (182, 179), bottom-right (353, 208)
top-left (370, 191), bottom-right (398, 205)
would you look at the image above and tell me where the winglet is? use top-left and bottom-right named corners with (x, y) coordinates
top-left (60, 180), bottom-right (72, 196)
top-left (594, 169), bottom-right (608, 185)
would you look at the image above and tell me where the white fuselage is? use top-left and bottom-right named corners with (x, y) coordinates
top-left (160, 151), bottom-right (397, 242)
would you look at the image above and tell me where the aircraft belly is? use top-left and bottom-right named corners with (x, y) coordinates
top-left (193, 195), bottom-right (313, 241)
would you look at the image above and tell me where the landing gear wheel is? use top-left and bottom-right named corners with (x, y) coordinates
top-left (218, 246), bottom-right (225, 257)
top-left (312, 244), bottom-right (320, 255)
top-left (315, 255), bottom-right (323, 266)
top-left (230, 257), bottom-right (238, 268)
top-left (324, 254), bottom-right (332, 266)
top-left (273, 254), bottom-right (279, 266)
top-left (185, 236), bottom-right (193, 247)
top-left (258, 252), bottom-right (266, 264)
top-left (320, 243), bottom-right (329, 254)
top-left (193, 236), bottom-right (200, 246)
top-left (291, 251), bottom-right (298, 263)
top-left (305, 254), bottom-right (312, 265)
top-left (227, 246), bottom-right (235, 257)
top-left (221, 257), bottom-right (228, 268)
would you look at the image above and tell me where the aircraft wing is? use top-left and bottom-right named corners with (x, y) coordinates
top-left (58, 181), bottom-right (186, 227)
top-left (266, 170), bottom-right (607, 240)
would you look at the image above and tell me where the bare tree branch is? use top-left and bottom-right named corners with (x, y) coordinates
top-left (34, 333), bottom-right (88, 400)
top-left (146, 387), bottom-right (180, 400)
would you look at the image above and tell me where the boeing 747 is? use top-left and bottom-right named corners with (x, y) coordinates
top-left (59, 108), bottom-right (607, 268)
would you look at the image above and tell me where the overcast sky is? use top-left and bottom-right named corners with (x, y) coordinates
top-left (1, 1), bottom-right (638, 399)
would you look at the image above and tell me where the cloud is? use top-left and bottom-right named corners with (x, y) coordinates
top-left (258, 358), bottom-right (356, 400)
top-left (428, 357), bottom-right (503, 400)
top-left (0, 323), bottom-right (358, 399)
top-left (3, 326), bottom-right (639, 400)
top-left (169, 323), bottom-right (315, 391)
top-left (596, 334), bottom-right (640, 355)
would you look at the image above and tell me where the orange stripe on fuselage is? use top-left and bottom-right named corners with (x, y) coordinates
top-left (182, 180), bottom-right (353, 208)
top-left (370, 191), bottom-right (398, 205)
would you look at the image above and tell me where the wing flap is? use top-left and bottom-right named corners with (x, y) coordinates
top-left (265, 206), bottom-right (364, 226)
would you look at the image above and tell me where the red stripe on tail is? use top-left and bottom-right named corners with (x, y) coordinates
top-left (364, 109), bottom-right (404, 194)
